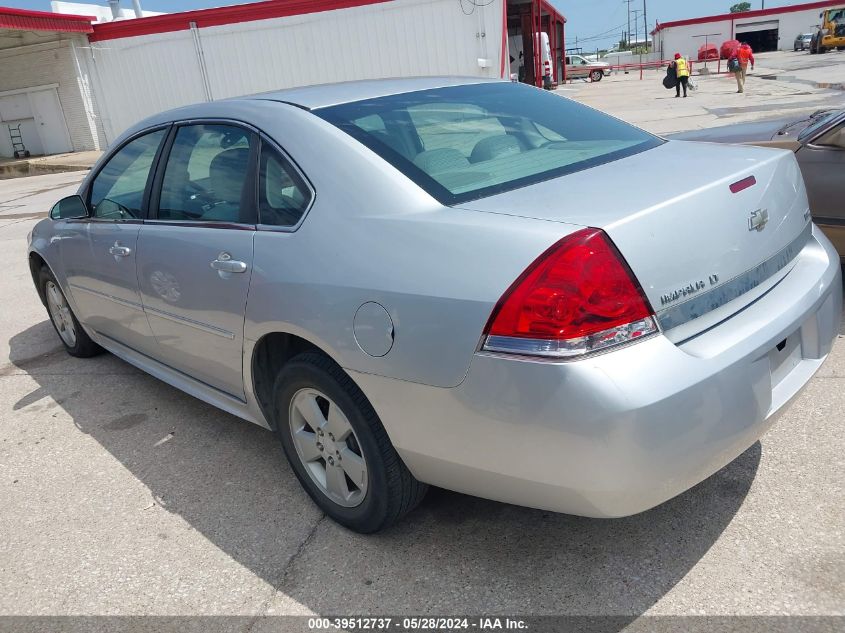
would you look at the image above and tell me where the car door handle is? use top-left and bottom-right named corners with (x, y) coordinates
top-left (109, 244), bottom-right (132, 257)
top-left (210, 253), bottom-right (248, 274)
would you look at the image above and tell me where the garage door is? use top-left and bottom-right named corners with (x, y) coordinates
top-left (735, 20), bottom-right (779, 33)
top-left (0, 87), bottom-right (72, 158)
top-left (28, 89), bottom-right (72, 155)
top-left (734, 20), bottom-right (780, 52)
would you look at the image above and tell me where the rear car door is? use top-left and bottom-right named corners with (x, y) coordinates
top-left (796, 120), bottom-right (845, 254)
top-left (136, 123), bottom-right (257, 399)
top-left (61, 127), bottom-right (167, 353)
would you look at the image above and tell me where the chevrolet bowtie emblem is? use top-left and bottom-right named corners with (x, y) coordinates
top-left (748, 208), bottom-right (769, 232)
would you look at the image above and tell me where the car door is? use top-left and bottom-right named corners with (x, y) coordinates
top-left (568, 56), bottom-right (589, 78)
top-left (135, 122), bottom-right (258, 399)
top-left (796, 120), bottom-right (845, 254)
top-left (60, 127), bottom-right (168, 354)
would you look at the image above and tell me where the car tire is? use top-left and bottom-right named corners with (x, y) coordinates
top-left (590, 70), bottom-right (603, 82)
top-left (39, 267), bottom-right (101, 358)
top-left (273, 351), bottom-right (427, 533)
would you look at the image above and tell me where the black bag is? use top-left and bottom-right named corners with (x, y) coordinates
top-left (663, 65), bottom-right (678, 89)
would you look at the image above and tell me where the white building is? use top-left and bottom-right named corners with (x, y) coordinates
top-left (1, 0), bottom-right (568, 156)
top-left (652, 0), bottom-right (840, 60)
top-left (50, 1), bottom-right (164, 22)
top-left (0, 7), bottom-right (104, 158)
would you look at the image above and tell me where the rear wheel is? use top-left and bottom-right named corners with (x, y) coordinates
top-left (39, 267), bottom-right (101, 358)
top-left (590, 70), bottom-right (603, 82)
top-left (273, 352), bottom-right (427, 533)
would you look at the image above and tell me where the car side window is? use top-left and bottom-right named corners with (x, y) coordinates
top-left (89, 128), bottom-right (166, 220)
top-left (258, 142), bottom-right (312, 227)
top-left (815, 123), bottom-right (845, 149)
top-left (158, 124), bottom-right (256, 224)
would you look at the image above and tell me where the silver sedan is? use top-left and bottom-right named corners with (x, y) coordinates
top-left (28, 78), bottom-right (842, 533)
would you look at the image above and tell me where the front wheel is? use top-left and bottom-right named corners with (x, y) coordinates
top-left (273, 352), bottom-right (427, 533)
top-left (590, 70), bottom-right (604, 82)
top-left (40, 267), bottom-right (101, 358)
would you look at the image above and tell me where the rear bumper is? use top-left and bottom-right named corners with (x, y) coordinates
top-left (354, 225), bottom-right (842, 517)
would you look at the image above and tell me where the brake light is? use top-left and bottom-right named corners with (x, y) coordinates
top-left (482, 228), bottom-right (657, 358)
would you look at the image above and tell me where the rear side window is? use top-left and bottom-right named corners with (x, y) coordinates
top-left (89, 128), bottom-right (166, 219)
top-left (157, 124), bottom-right (256, 224)
top-left (258, 143), bottom-right (312, 227)
top-left (317, 82), bottom-right (662, 205)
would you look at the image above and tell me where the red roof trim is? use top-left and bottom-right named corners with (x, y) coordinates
top-left (651, 0), bottom-right (840, 35)
top-left (90, 0), bottom-right (393, 42)
top-left (538, 0), bottom-right (567, 25)
top-left (0, 6), bottom-right (95, 33)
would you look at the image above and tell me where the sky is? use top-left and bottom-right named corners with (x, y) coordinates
top-left (4, 0), bottom-right (816, 50)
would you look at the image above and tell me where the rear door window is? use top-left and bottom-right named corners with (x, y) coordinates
top-left (157, 124), bottom-right (256, 224)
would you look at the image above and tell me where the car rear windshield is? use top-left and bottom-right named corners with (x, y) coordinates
top-left (315, 82), bottom-right (662, 205)
top-left (798, 110), bottom-right (844, 142)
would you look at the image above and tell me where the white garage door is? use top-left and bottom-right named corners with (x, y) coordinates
top-left (28, 89), bottom-right (72, 155)
top-left (735, 20), bottom-right (779, 33)
top-left (0, 86), bottom-right (72, 158)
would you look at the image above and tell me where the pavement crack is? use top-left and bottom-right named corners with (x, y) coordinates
top-left (243, 513), bottom-right (327, 630)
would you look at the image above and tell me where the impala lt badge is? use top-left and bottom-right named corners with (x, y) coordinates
top-left (748, 208), bottom-right (769, 232)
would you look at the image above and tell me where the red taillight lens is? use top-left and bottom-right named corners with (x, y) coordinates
top-left (483, 228), bottom-right (657, 358)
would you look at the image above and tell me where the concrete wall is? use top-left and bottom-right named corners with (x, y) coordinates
top-left (85, 0), bottom-right (505, 142)
top-left (655, 7), bottom-right (825, 59)
top-left (0, 37), bottom-right (107, 156)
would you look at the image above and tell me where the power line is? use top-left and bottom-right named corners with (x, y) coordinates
top-left (573, 22), bottom-right (629, 43)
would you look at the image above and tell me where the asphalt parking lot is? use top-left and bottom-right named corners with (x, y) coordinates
top-left (1, 57), bottom-right (844, 624)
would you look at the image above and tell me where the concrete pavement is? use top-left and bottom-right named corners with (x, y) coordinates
top-left (0, 151), bottom-right (101, 180)
top-left (566, 50), bottom-right (845, 136)
top-left (1, 98), bottom-right (844, 621)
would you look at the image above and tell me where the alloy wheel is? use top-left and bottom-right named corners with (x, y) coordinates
top-left (45, 281), bottom-right (77, 348)
top-left (288, 388), bottom-right (368, 507)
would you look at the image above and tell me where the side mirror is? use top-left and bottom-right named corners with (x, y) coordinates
top-left (50, 195), bottom-right (89, 220)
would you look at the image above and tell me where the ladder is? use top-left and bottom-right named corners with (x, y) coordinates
top-left (7, 124), bottom-right (30, 159)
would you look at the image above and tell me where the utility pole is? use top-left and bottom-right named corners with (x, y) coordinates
top-left (643, 0), bottom-right (648, 51)
top-left (624, 0), bottom-right (633, 47)
top-left (632, 9), bottom-right (642, 47)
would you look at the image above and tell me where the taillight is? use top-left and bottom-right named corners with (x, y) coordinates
top-left (482, 228), bottom-right (657, 359)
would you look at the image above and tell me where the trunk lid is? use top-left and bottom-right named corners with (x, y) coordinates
top-left (457, 140), bottom-right (812, 341)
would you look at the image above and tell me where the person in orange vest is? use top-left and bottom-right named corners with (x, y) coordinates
top-left (672, 53), bottom-right (690, 98)
top-left (736, 42), bottom-right (755, 93)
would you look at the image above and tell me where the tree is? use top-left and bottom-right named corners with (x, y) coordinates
top-left (730, 2), bottom-right (751, 12)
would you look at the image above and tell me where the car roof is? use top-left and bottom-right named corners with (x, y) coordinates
top-left (242, 76), bottom-right (504, 110)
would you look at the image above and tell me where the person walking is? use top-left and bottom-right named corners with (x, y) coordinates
top-left (738, 42), bottom-right (755, 92)
top-left (728, 52), bottom-right (743, 92)
top-left (672, 53), bottom-right (690, 98)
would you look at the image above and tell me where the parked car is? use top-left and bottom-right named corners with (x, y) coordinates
top-left (794, 32), bottom-right (814, 50)
top-left (30, 78), bottom-right (842, 533)
top-left (565, 54), bottom-right (611, 81)
top-left (669, 109), bottom-right (845, 262)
